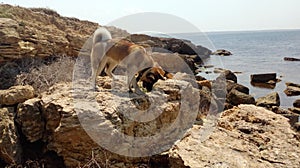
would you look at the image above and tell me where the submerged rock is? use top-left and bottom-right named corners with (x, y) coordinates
top-left (212, 49), bottom-right (232, 56)
top-left (284, 57), bottom-right (300, 61)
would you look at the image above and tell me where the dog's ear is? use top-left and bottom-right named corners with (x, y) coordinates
top-left (164, 71), bottom-right (173, 79)
top-left (156, 67), bottom-right (167, 80)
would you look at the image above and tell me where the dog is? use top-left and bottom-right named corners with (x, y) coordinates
top-left (90, 27), bottom-right (172, 93)
top-left (136, 67), bottom-right (173, 91)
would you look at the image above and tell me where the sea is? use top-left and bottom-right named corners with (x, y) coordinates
top-left (171, 30), bottom-right (300, 108)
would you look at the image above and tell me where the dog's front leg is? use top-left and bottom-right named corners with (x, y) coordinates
top-left (129, 76), bottom-right (144, 94)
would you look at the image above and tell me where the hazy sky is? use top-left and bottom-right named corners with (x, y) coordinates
top-left (2, 0), bottom-right (300, 32)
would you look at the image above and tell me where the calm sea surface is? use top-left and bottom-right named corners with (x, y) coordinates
top-left (174, 30), bottom-right (300, 108)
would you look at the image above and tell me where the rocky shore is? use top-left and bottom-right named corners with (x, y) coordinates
top-left (1, 4), bottom-right (300, 168)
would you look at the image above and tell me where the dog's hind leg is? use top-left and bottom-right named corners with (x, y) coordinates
top-left (91, 42), bottom-right (107, 82)
top-left (105, 59), bottom-right (118, 78)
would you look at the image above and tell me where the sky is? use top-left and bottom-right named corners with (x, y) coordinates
top-left (2, 0), bottom-right (300, 33)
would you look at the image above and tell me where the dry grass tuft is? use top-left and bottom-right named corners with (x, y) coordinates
top-left (15, 56), bottom-right (75, 94)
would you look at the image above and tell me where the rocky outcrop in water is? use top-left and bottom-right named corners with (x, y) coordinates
top-left (284, 57), bottom-right (300, 61)
top-left (284, 82), bottom-right (300, 96)
top-left (256, 92), bottom-right (280, 109)
top-left (293, 99), bottom-right (300, 108)
top-left (212, 49), bottom-right (232, 56)
top-left (250, 73), bottom-right (277, 83)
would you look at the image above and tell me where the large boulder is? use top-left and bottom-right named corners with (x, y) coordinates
top-left (169, 105), bottom-right (300, 167)
top-left (16, 98), bottom-right (45, 142)
top-left (15, 75), bottom-right (200, 167)
top-left (224, 70), bottom-right (237, 83)
top-left (227, 89), bottom-right (255, 106)
top-left (214, 68), bottom-right (238, 83)
top-left (284, 82), bottom-right (300, 96)
top-left (226, 80), bottom-right (249, 94)
top-left (0, 85), bottom-right (35, 105)
top-left (151, 52), bottom-right (198, 74)
top-left (129, 34), bottom-right (212, 64)
top-left (250, 73), bottom-right (277, 83)
top-left (256, 92), bottom-right (280, 108)
top-left (0, 108), bottom-right (21, 165)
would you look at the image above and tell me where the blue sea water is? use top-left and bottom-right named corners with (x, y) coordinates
top-left (174, 30), bottom-right (300, 108)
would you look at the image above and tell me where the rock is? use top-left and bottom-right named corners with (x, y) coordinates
top-left (0, 18), bottom-right (20, 45)
top-left (293, 99), bottom-right (300, 108)
top-left (212, 49), bottom-right (232, 56)
top-left (129, 34), bottom-right (212, 63)
top-left (0, 4), bottom-right (129, 62)
top-left (250, 73), bottom-right (277, 83)
top-left (214, 69), bottom-right (237, 83)
top-left (227, 89), bottom-right (255, 106)
top-left (271, 106), bottom-right (299, 126)
top-left (288, 107), bottom-right (300, 114)
top-left (0, 108), bottom-right (21, 165)
top-left (250, 82), bottom-right (276, 89)
top-left (294, 122), bottom-right (300, 131)
top-left (16, 76), bottom-right (199, 167)
top-left (223, 70), bottom-right (237, 83)
top-left (256, 92), bottom-right (280, 108)
top-left (284, 57), bottom-right (300, 61)
top-left (151, 52), bottom-right (198, 74)
top-left (16, 98), bottom-right (45, 142)
top-left (197, 80), bottom-right (211, 90)
top-left (284, 82), bottom-right (300, 96)
top-left (286, 82), bottom-right (300, 87)
top-left (0, 85), bottom-right (35, 105)
top-left (195, 75), bottom-right (206, 81)
top-left (169, 105), bottom-right (300, 167)
top-left (226, 80), bottom-right (249, 94)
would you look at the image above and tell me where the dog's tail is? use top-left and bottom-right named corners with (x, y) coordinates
top-left (92, 27), bottom-right (112, 44)
top-left (90, 27), bottom-right (112, 82)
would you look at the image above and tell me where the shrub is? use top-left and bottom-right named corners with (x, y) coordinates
top-left (14, 56), bottom-right (75, 94)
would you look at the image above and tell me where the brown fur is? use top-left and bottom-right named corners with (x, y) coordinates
top-left (90, 27), bottom-right (172, 93)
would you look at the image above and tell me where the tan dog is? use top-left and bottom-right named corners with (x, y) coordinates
top-left (90, 27), bottom-right (171, 93)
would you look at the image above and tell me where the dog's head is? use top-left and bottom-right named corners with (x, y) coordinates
top-left (137, 67), bottom-right (173, 91)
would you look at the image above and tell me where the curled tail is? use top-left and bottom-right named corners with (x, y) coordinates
top-left (93, 27), bottom-right (112, 44)
top-left (90, 27), bottom-right (112, 83)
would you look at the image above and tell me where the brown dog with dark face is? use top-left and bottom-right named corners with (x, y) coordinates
top-left (90, 27), bottom-right (172, 93)
top-left (136, 67), bottom-right (173, 91)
